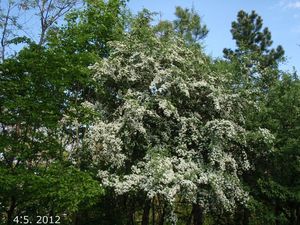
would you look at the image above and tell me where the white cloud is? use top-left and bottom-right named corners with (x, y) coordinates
top-left (287, 1), bottom-right (300, 8)
top-left (280, 0), bottom-right (300, 9)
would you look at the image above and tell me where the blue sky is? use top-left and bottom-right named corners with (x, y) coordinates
top-left (128, 0), bottom-right (300, 73)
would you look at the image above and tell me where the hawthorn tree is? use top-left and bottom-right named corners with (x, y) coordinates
top-left (84, 20), bottom-right (274, 225)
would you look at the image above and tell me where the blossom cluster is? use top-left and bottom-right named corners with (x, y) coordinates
top-left (83, 34), bottom-right (274, 222)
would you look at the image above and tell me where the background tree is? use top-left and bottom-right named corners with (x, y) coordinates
top-left (222, 10), bottom-right (300, 225)
top-left (0, 0), bottom-right (79, 61)
top-left (253, 74), bottom-right (300, 225)
top-left (47, 0), bottom-right (128, 55)
top-left (154, 6), bottom-right (208, 46)
top-left (0, 44), bottom-right (104, 224)
top-left (173, 6), bottom-right (208, 43)
top-left (0, 0), bottom-right (29, 61)
top-left (0, 0), bottom-right (128, 224)
top-left (223, 10), bottom-right (284, 89)
top-left (32, 0), bottom-right (80, 45)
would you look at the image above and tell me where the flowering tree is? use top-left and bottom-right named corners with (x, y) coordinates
top-left (84, 28), bottom-right (273, 225)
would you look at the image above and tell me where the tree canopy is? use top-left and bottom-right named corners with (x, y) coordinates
top-left (0, 2), bottom-right (299, 225)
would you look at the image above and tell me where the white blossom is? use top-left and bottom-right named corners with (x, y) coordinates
top-left (84, 34), bottom-right (272, 221)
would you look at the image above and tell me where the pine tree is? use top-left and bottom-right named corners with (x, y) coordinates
top-left (154, 6), bottom-right (208, 45)
top-left (223, 10), bottom-right (284, 88)
top-left (173, 6), bottom-right (208, 43)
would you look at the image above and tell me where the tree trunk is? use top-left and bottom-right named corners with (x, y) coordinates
top-left (6, 197), bottom-right (16, 225)
top-left (39, 23), bottom-right (46, 46)
top-left (152, 198), bottom-right (155, 225)
top-left (290, 207), bottom-right (296, 225)
top-left (295, 206), bottom-right (300, 225)
top-left (275, 204), bottom-right (280, 225)
top-left (0, 3), bottom-right (11, 62)
top-left (72, 213), bottom-right (79, 225)
top-left (242, 208), bottom-right (250, 225)
top-left (158, 204), bottom-right (165, 225)
top-left (234, 205), bottom-right (242, 225)
top-left (186, 208), bottom-right (193, 225)
top-left (142, 200), bottom-right (151, 225)
top-left (192, 204), bottom-right (204, 225)
top-left (127, 200), bottom-right (135, 225)
top-left (127, 215), bottom-right (135, 225)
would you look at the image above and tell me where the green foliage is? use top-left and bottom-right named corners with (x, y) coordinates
top-left (252, 75), bottom-right (300, 224)
top-left (224, 10), bottom-right (284, 66)
top-left (0, 43), bottom-right (104, 223)
top-left (154, 6), bottom-right (208, 46)
top-left (0, 2), bottom-right (299, 225)
top-left (221, 9), bottom-right (299, 225)
top-left (47, 0), bottom-right (128, 57)
top-left (0, 164), bottom-right (102, 213)
top-left (173, 6), bottom-right (208, 43)
top-left (223, 10), bottom-right (285, 89)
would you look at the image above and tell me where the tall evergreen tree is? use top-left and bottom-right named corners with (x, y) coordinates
top-left (173, 6), bottom-right (208, 43)
top-left (154, 6), bottom-right (208, 45)
top-left (223, 10), bottom-right (300, 225)
top-left (223, 10), bottom-right (284, 88)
